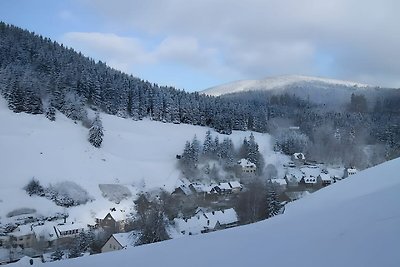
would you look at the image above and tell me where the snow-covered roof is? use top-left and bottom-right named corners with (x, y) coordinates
top-left (347, 168), bottom-right (357, 174)
top-left (56, 222), bottom-right (86, 233)
top-left (228, 181), bottom-right (242, 189)
top-left (190, 183), bottom-right (216, 193)
top-left (271, 178), bottom-right (287, 186)
top-left (286, 168), bottom-right (304, 182)
top-left (32, 223), bottom-right (58, 241)
top-left (10, 224), bottom-right (34, 237)
top-left (112, 231), bottom-right (139, 248)
top-left (293, 153), bottom-right (305, 160)
top-left (218, 182), bottom-right (231, 190)
top-left (300, 166), bottom-right (321, 178)
top-left (96, 208), bottom-right (129, 222)
top-left (174, 208), bottom-right (238, 235)
top-left (318, 173), bottom-right (332, 181)
top-left (237, 159), bottom-right (256, 168)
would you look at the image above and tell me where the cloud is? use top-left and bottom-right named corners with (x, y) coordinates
top-left (77, 0), bottom-right (400, 87)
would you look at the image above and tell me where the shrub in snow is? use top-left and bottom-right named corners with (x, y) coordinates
top-left (46, 181), bottom-right (93, 207)
top-left (24, 178), bottom-right (45, 196)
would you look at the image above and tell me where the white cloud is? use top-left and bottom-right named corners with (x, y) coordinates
top-left (77, 0), bottom-right (400, 87)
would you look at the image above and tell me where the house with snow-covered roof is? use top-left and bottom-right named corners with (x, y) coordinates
top-left (291, 153), bottom-right (306, 164)
top-left (237, 159), bottom-right (257, 174)
top-left (8, 224), bottom-right (36, 249)
top-left (95, 208), bottom-right (128, 233)
top-left (344, 168), bottom-right (357, 178)
top-left (54, 222), bottom-right (86, 239)
top-left (299, 176), bottom-right (318, 187)
top-left (317, 173), bottom-right (332, 187)
top-left (101, 231), bottom-right (139, 253)
top-left (174, 208), bottom-right (239, 236)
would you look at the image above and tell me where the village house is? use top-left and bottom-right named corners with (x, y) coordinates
top-left (237, 159), bottom-right (257, 174)
top-left (299, 176), bottom-right (317, 188)
top-left (174, 208), bottom-right (239, 236)
top-left (95, 209), bottom-right (127, 233)
top-left (9, 225), bottom-right (36, 249)
top-left (344, 168), bottom-right (357, 178)
top-left (171, 184), bottom-right (192, 197)
top-left (291, 153), bottom-right (306, 164)
top-left (101, 231), bottom-right (139, 253)
top-left (54, 222), bottom-right (86, 239)
top-left (210, 181), bottom-right (243, 195)
top-left (317, 173), bottom-right (332, 187)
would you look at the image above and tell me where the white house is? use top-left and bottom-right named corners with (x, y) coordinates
top-left (54, 223), bottom-right (86, 239)
top-left (237, 159), bottom-right (257, 174)
top-left (101, 231), bottom-right (139, 253)
top-left (291, 153), bottom-right (306, 163)
top-left (317, 173), bottom-right (332, 186)
top-left (344, 168), bottom-right (357, 178)
top-left (9, 225), bottom-right (36, 249)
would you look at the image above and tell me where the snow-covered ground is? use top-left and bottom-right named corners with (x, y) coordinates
top-left (202, 74), bottom-right (370, 96)
top-left (0, 97), bottom-right (285, 225)
top-left (35, 157), bottom-right (400, 267)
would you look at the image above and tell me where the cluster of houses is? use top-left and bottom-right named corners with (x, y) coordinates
top-left (172, 180), bottom-right (243, 198)
top-left (272, 153), bottom-right (358, 202)
top-left (173, 208), bottom-right (239, 236)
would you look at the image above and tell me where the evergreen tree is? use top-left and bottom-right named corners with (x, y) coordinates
top-left (202, 130), bottom-right (213, 157)
top-left (266, 181), bottom-right (282, 218)
top-left (88, 113), bottom-right (104, 148)
top-left (50, 248), bottom-right (64, 261)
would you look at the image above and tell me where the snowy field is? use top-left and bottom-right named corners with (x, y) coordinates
top-left (34, 157), bottom-right (400, 267)
top-left (0, 97), bottom-right (286, 224)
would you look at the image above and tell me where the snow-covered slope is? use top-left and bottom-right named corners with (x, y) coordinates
top-left (0, 97), bottom-right (284, 224)
top-left (41, 157), bottom-right (400, 267)
top-left (202, 75), bottom-right (370, 96)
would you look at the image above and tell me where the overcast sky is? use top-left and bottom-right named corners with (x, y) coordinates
top-left (1, 0), bottom-right (399, 91)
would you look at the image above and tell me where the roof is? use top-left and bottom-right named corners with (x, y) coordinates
top-left (293, 153), bottom-right (305, 159)
top-left (286, 168), bottom-right (304, 182)
top-left (271, 178), bottom-right (287, 186)
top-left (10, 224), bottom-right (34, 237)
top-left (228, 181), bottom-right (242, 189)
top-left (112, 231), bottom-right (139, 248)
top-left (174, 208), bottom-right (238, 235)
top-left (347, 168), bottom-right (357, 174)
top-left (32, 223), bottom-right (58, 241)
top-left (300, 166), bottom-right (321, 178)
top-left (318, 173), bottom-right (332, 181)
top-left (218, 182), bottom-right (231, 190)
top-left (190, 183), bottom-right (216, 193)
top-left (96, 207), bottom-right (129, 222)
top-left (56, 222), bottom-right (86, 233)
top-left (237, 159), bottom-right (256, 168)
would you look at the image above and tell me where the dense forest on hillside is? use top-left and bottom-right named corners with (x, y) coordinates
top-left (1, 22), bottom-right (399, 168)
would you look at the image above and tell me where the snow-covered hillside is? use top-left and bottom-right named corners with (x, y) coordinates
top-left (0, 97), bottom-right (284, 225)
top-left (41, 157), bottom-right (400, 267)
top-left (202, 75), bottom-right (370, 96)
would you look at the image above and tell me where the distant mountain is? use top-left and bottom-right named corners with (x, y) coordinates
top-left (202, 75), bottom-right (371, 96)
top-left (201, 75), bottom-right (384, 107)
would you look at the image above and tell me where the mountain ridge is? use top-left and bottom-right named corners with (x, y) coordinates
top-left (202, 74), bottom-right (372, 96)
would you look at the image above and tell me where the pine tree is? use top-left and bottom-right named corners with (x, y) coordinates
top-left (50, 248), bottom-right (64, 261)
top-left (88, 113), bottom-right (104, 148)
top-left (202, 130), bottom-right (213, 157)
top-left (266, 181), bottom-right (282, 218)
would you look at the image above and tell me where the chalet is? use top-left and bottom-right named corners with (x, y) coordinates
top-left (189, 183), bottom-right (215, 195)
top-left (237, 159), bottom-right (257, 174)
top-left (211, 181), bottom-right (243, 195)
top-left (101, 231), bottom-right (139, 253)
top-left (174, 208), bottom-right (239, 236)
top-left (96, 209), bottom-right (127, 233)
top-left (229, 181), bottom-right (243, 193)
top-left (54, 223), bottom-right (86, 239)
top-left (9, 225), bottom-right (36, 249)
top-left (291, 153), bottom-right (306, 164)
top-left (317, 173), bottom-right (332, 187)
top-left (344, 168), bottom-right (357, 178)
top-left (299, 176), bottom-right (317, 187)
top-left (171, 184), bottom-right (192, 196)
